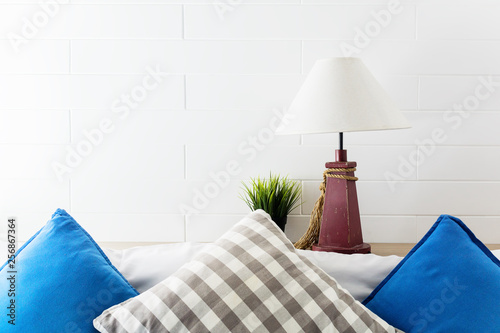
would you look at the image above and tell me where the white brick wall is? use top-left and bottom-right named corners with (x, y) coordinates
top-left (1, 1), bottom-right (500, 244)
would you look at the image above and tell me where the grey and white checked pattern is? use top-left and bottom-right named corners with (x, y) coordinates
top-left (94, 210), bottom-right (401, 333)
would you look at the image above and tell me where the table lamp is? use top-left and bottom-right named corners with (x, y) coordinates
top-left (276, 57), bottom-right (410, 254)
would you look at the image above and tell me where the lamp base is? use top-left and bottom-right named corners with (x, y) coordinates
top-left (312, 149), bottom-right (371, 255)
top-left (312, 242), bottom-right (371, 254)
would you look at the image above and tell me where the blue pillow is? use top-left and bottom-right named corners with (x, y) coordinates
top-left (0, 209), bottom-right (138, 332)
top-left (363, 214), bottom-right (500, 333)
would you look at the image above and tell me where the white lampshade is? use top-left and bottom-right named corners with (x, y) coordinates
top-left (276, 58), bottom-right (410, 135)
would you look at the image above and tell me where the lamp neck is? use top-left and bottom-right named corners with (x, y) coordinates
top-left (335, 149), bottom-right (347, 162)
top-left (336, 132), bottom-right (347, 161)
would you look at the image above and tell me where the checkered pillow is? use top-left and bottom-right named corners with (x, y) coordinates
top-left (94, 210), bottom-right (400, 333)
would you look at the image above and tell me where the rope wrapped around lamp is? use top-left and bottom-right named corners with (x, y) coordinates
top-left (294, 168), bottom-right (357, 250)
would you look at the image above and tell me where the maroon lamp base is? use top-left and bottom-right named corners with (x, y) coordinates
top-left (312, 149), bottom-right (371, 255)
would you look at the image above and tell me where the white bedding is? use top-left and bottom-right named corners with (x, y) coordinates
top-left (103, 244), bottom-right (500, 301)
top-left (1, 239), bottom-right (498, 301)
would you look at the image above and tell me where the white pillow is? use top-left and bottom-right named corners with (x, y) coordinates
top-left (103, 242), bottom-right (402, 300)
top-left (298, 249), bottom-right (402, 301)
top-left (104, 245), bottom-right (500, 300)
top-left (103, 242), bottom-right (215, 293)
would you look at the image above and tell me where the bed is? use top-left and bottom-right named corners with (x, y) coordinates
top-left (1, 209), bottom-right (499, 332)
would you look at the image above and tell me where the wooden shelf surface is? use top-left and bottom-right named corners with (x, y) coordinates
top-left (371, 243), bottom-right (500, 257)
top-left (100, 242), bottom-right (500, 257)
